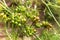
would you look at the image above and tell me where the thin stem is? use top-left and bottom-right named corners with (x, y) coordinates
top-left (0, 1), bottom-right (12, 14)
top-left (41, 0), bottom-right (60, 27)
top-left (0, 3), bottom-right (12, 14)
top-left (5, 28), bottom-right (12, 40)
top-left (5, 23), bottom-right (12, 40)
top-left (33, 35), bottom-right (41, 40)
top-left (2, 0), bottom-right (7, 7)
top-left (2, 0), bottom-right (12, 11)
top-left (48, 2), bottom-right (60, 9)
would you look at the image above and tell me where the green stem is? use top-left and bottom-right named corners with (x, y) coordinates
top-left (34, 35), bottom-right (41, 40)
top-left (0, 3), bottom-right (12, 14)
top-left (41, 0), bottom-right (60, 27)
top-left (5, 28), bottom-right (12, 40)
top-left (5, 23), bottom-right (12, 40)
top-left (48, 2), bottom-right (60, 9)
top-left (0, 1), bottom-right (12, 14)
